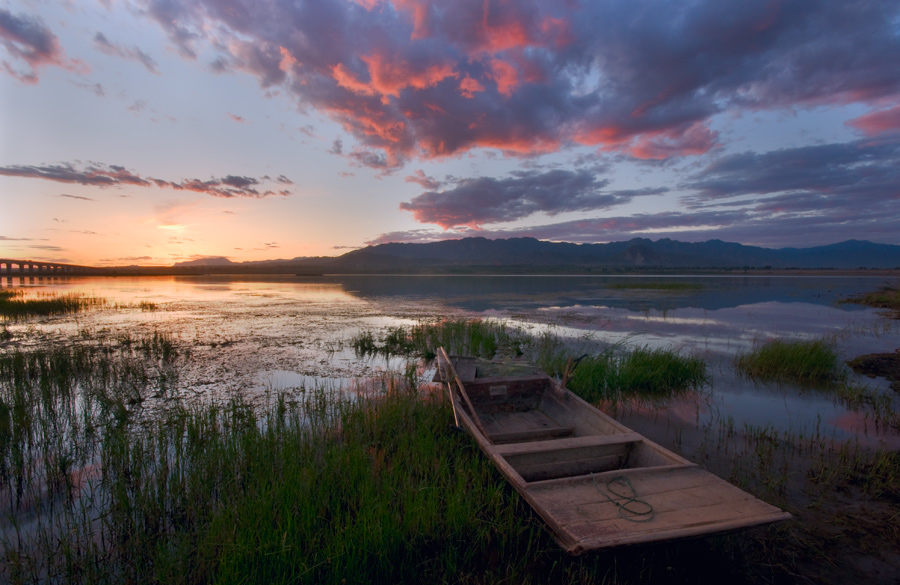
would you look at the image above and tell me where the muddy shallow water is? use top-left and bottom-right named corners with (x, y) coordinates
top-left (4, 273), bottom-right (900, 449)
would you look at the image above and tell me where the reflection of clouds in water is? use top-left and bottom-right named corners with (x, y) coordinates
top-left (828, 412), bottom-right (900, 448)
top-left (527, 301), bottom-right (899, 360)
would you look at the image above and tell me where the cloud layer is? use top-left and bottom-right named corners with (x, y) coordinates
top-left (135, 0), bottom-right (900, 166)
top-left (400, 169), bottom-right (666, 228)
top-left (0, 162), bottom-right (292, 198)
top-left (380, 136), bottom-right (900, 246)
top-left (0, 8), bottom-right (85, 83)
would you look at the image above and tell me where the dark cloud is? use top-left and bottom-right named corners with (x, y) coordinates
top-left (59, 193), bottom-right (95, 201)
top-left (93, 31), bottom-right (160, 74)
top-left (399, 168), bottom-right (662, 228)
top-left (329, 138), bottom-right (344, 155)
top-left (0, 8), bottom-right (84, 83)
top-left (684, 138), bottom-right (900, 209)
top-left (404, 169), bottom-right (442, 190)
top-left (136, 0), bottom-right (900, 165)
top-left (48, 229), bottom-right (100, 235)
top-left (369, 205), bottom-right (900, 248)
top-left (0, 162), bottom-right (293, 198)
top-left (348, 147), bottom-right (400, 170)
top-left (0, 163), bottom-right (152, 187)
top-left (72, 81), bottom-right (106, 96)
top-left (375, 135), bottom-right (900, 246)
top-left (27, 245), bottom-right (65, 251)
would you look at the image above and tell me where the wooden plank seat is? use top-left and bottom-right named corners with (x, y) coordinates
top-left (498, 433), bottom-right (646, 482)
top-left (479, 408), bottom-right (575, 444)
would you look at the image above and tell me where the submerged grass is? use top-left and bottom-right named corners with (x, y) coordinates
top-left (735, 339), bottom-right (845, 384)
top-left (0, 289), bottom-right (106, 321)
top-left (839, 283), bottom-right (900, 314)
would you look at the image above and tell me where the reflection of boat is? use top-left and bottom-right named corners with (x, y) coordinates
top-left (435, 348), bottom-right (791, 554)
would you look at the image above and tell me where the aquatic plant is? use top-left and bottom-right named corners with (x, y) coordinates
top-left (735, 338), bottom-right (845, 384)
top-left (546, 345), bottom-right (708, 403)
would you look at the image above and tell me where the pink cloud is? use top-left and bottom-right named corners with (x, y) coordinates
top-left (847, 105), bottom-right (900, 136)
top-left (142, 0), bottom-right (900, 167)
top-left (459, 75), bottom-right (485, 98)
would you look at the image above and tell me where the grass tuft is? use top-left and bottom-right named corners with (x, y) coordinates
top-left (538, 343), bottom-right (708, 403)
top-left (735, 339), bottom-right (845, 384)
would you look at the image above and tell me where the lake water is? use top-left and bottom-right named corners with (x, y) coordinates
top-left (4, 273), bottom-right (900, 450)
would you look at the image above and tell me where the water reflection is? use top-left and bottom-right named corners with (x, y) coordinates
top-left (4, 274), bottom-right (898, 449)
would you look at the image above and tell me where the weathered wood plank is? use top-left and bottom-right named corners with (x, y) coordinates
top-left (489, 426), bottom-right (575, 443)
top-left (493, 432), bottom-right (642, 457)
top-left (453, 357), bottom-right (477, 383)
top-left (504, 442), bottom-right (634, 473)
top-left (514, 453), bottom-right (629, 482)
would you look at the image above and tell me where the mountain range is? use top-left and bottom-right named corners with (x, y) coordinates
top-left (170, 238), bottom-right (900, 273)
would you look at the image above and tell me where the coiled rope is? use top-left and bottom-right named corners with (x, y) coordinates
top-left (591, 474), bottom-right (655, 523)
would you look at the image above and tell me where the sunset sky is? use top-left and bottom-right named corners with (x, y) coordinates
top-left (2, 0), bottom-right (899, 266)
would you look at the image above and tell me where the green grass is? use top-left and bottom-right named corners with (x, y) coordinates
top-left (538, 344), bottom-right (708, 403)
top-left (0, 289), bottom-right (106, 320)
top-left (351, 319), bottom-right (708, 404)
top-left (2, 324), bottom-right (899, 583)
top-left (0, 337), bottom-right (733, 585)
top-left (606, 282), bottom-right (704, 291)
top-left (735, 339), bottom-right (845, 383)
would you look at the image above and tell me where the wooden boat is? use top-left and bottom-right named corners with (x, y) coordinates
top-left (435, 348), bottom-right (791, 554)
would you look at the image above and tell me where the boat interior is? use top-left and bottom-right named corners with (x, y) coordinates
top-left (443, 356), bottom-right (688, 483)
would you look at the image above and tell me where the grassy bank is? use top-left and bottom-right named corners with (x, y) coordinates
top-left (0, 337), bottom-right (767, 585)
top-left (2, 320), bottom-right (899, 583)
top-left (839, 283), bottom-right (900, 315)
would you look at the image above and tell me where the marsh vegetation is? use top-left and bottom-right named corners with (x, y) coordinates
top-left (735, 339), bottom-right (845, 383)
top-left (0, 289), bottom-right (106, 321)
top-left (1, 276), bottom-right (899, 584)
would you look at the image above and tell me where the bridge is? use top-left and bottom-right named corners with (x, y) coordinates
top-left (0, 258), bottom-right (94, 277)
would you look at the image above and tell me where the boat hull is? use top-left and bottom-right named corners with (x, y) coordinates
top-left (437, 350), bottom-right (791, 553)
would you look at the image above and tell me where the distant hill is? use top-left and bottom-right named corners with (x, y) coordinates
top-left (326, 237), bottom-right (900, 271)
top-left (173, 256), bottom-right (234, 267)
top-left (159, 238), bottom-right (900, 274)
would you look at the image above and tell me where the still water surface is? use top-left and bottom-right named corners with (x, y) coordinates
top-left (5, 274), bottom-right (900, 449)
